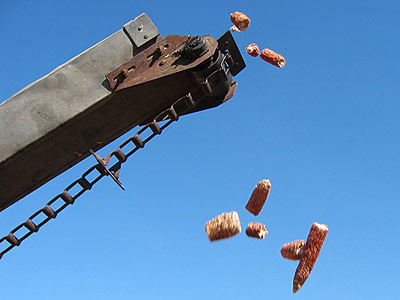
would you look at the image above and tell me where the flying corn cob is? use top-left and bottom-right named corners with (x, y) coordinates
top-left (245, 179), bottom-right (271, 216)
top-left (230, 12), bottom-right (251, 32)
top-left (246, 43), bottom-right (260, 57)
top-left (205, 211), bottom-right (241, 242)
top-left (280, 240), bottom-right (306, 260)
top-left (293, 222), bottom-right (329, 293)
top-left (260, 48), bottom-right (286, 68)
top-left (245, 222), bottom-right (268, 239)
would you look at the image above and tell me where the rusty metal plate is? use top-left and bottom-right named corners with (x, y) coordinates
top-left (106, 35), bottom-right (218, 91)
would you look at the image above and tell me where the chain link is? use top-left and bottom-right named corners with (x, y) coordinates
top-left (0, 61), bottom-right (230, 261)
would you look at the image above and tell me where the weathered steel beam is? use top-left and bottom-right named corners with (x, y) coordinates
top-left (0, 13), bottom-right (161, 211)
top-left (0, 13), bottom-right (245, 212)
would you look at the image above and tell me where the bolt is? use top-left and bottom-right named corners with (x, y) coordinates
top-left (113, 68), bottom-right (128, 90)
top-left (143, 34), bottom-right (148, 39)
top-left (154, 46), bottom-right (164, 56)
top-left (118, 68), bottom-right (128, 79)
top-left (181, 35), bottom-right (207, 59)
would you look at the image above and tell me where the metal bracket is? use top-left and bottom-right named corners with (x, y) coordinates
top-left (105, 35), bottom-right (218, 91)
top-left (123, 13), bottom-right (161, 48)
top-left (217, 31), bottom-right (246, 76)
top-left (89, 149), bottom-right (125, 190)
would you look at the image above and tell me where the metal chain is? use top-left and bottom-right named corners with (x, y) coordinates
top-left (0, 57), bottom-right (231, 261)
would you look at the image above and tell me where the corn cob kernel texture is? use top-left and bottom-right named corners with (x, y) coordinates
top-left (246, 43), bottom-right (260, 57)
top-left (260, 49), bottom-right (286, 68)
top-left (280, 240), bottom-right (306, 260)
top-left (246, 222), bottom-right (268, 239)
top-left (293, 222), bottom-right (329, 293)
top-left (245, 179), bottom-right (271, 216)
top-left (205, 211), bottom-right (241, 242)
top-left (230, 12), bottom-right (251, 31)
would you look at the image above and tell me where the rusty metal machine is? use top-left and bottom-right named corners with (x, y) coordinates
top-left (0, 13), bottom-right (245, 260)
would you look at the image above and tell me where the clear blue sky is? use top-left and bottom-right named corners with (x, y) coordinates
top-left (1, 1), bottom-right (399, 299)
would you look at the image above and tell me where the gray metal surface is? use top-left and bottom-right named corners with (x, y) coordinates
top-left (124, 13), bottom-right (160, 48)
top-left (0, 29), bottom-right (130, 162)
top-left (0, 13), bottom-right (161, 211)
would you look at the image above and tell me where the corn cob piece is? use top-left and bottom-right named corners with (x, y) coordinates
top-left (260, 48), bottom-right (286, 68)
top-left (205, 211), bottom-right (241, 242)
top-left (246, 43), bottom-right (260, 57)
top-left (245, 179), bottom-right (271, 216)
top-left (280, 240), bottom-right (306, 260)
top-left (293, 222), bottom-right (329, 293)
top-left (230, 12), bottom-right (251, 32)
top-left (245, 222), bottom-right (268, 239)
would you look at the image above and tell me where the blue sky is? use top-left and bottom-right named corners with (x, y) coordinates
top-left (1, 1), bottom-right (399, 299)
